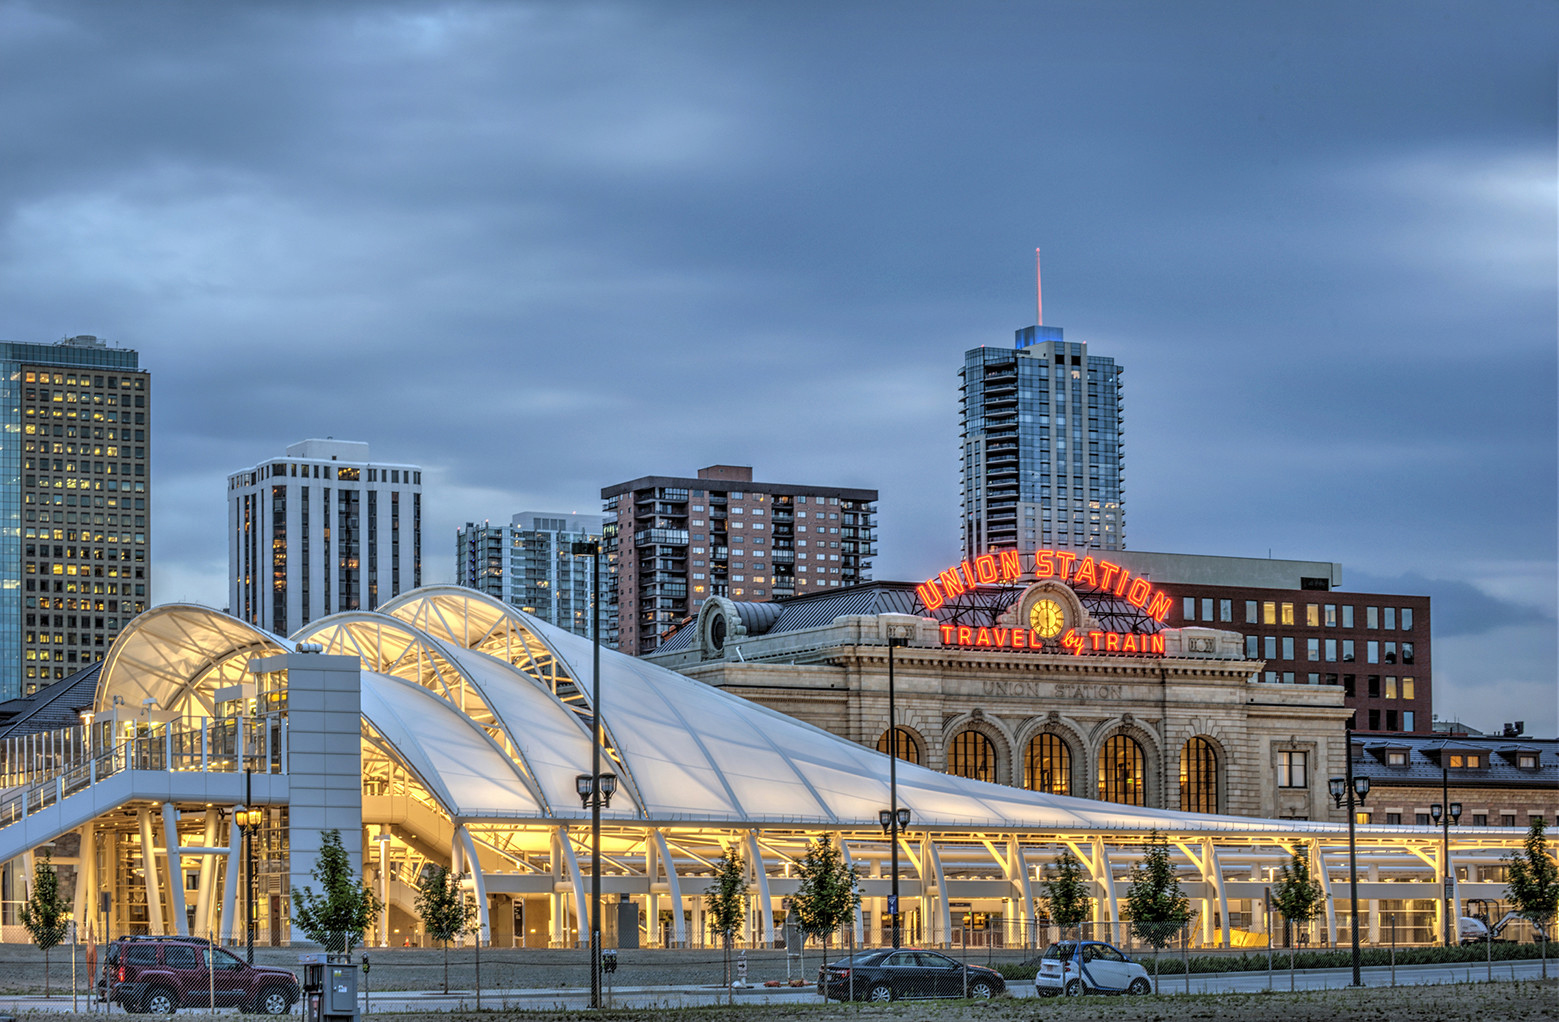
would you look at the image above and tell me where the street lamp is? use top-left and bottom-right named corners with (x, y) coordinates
top-left (234, 804), bottom-right (264, 963)
top-left (1328, 727), bottom-right (1371, 988)
top-left (884, 631), bottom-right (910, 948)
top-left (1430, 794), bottom-right (1463, 946)
top-left (572, 539), bottom-right (605, 1009)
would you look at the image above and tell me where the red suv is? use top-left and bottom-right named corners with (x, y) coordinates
top-left (98, 936), bottom-right (299, 1014)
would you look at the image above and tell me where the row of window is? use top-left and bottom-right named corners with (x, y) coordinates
top-left (877, 729), bottom-right (1224, 811)
top-left (1247, 634), bottom-right (1415, 665)
top-left (1186, 599), bottom-right (1416, 631)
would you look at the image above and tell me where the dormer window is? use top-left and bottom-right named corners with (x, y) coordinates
top-left (1447, 753), bottom-right (1482, 769)
top-left (1517, 753), bottom-right (1538, 769)
top-left (1387, 751), bottom-right (1408, 767)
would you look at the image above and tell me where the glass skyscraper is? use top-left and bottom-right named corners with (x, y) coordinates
top-left (456, 512), bottom-right (604, 639)
top-left (0, 335), bottom-right (150, 700)
top-left (961, 324), bottom-right (1123, 560)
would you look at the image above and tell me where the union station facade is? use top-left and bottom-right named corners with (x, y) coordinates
top-left (0, 584), bottom-right (1536, 952)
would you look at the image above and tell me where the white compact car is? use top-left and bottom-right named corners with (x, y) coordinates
top-left (1034, 941), bottom-right (1153, 996)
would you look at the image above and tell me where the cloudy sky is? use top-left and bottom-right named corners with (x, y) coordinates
top-left (3, 1), bottom-right (1554, 732)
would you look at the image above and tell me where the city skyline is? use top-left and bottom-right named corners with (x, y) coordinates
top-left (0, 2), bottom-right (1552, 731)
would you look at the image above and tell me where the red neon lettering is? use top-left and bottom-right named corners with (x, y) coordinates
top-left (1055, 551), bottom-right (1078, 580)
top-left (992, 627), bottom-right (1009, 647)
top-left (974, 554), bottom-right (998, 583)
top-left (1097, 561), bottom-right (1121, 590)
top-left (1150, 635), bottom-right (1166, 654)
top-left (1114, 568), bottom-right (1132, 597)
top-left (1127, 577), bottom-right (1152, 608)
top-left (975, 627), bottom-right (993, 647)
top-left (1012, 629), bottom-right (1027, 648)
top-left (1034, 549), bottom-right (1056, 578)
top-left (998, 549), bottom-right (1022, 581)
top-left (1105, 632), bottom-right (1121, 652)
top-left (959, 560), bottom-right (977, 588)
top-left (939, 568), bottom-right (968, 597)
top-left (1074, 556), bottom-right (1098, 587)
top-left (957, 626), bottom-right (973, 645)
top-left (1123, 634), bottom-right (1139, 653)
top-left (1146, 592), bottom-right (1172, 622)
top-left (1061, 630), bottom-right (1084, 654)
top-left (1089, 630), bottom-right (1105, 650)
top-left (917, 581), bottom-right (945, 611)
top-left (939, 624), bottom-right (955, 643)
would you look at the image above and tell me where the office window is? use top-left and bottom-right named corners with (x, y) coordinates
top-left (1369, 709), bottom-right (1381, 729)
top-left (1401, 608), bottom-right (1413, 630)
top-left (1201, 597), bottom-right (1213, 621)
top-left (1367, 607), bottom-right (1379, 629)
top-left (1384, 607), bottom-right (1396, 629)
top-left (1246, 600), bottom-right (1258, 623)
top-left (1385, 641), bottom-right (1398, 664)
top-left (1278, 750), bottom-right (1308, 788)
top-left (1385, 677), bottom-right (1397, 699)
top-left (1246, 635), bottom-right (1258, 658)
top-left (1343, 639), bottom-right (1355, 662)
top-left (1264, 636), bottom-right (1277, 659)
top-left (1307, 673), bottom-right (1320, 685)
top-left (1385, 709), bottom-right (1398, 730)
top-left (1325, 604), bottom-right (1337, 627)
top-left (1281, 603), bottom-right (1295, 625)
top-left (1263, 601), bottom-right (1276, 625)
top-left (1307, 638), bottom-right (1320, 661)
top-left (1402, 642), bottom-right (1414, 665)
top-left (1472, 814), bottom-right (1488, 827)
top-left (1416, 813), bottom-right (1431, 826)
top-left (1403, 711), bottom-right (1414, 731)
top-left (1342, 605), bottom-right (1354, 628)
top-left (1283, 671), bottom-right (1295, 684)
top-left (1325, 638), bottom-right (1337, 662)
top-left (1306, 604), bottom-right (1320, 627)
top-left (1401, 678), bottom-right (1414, 699)
top-left (1386, 813), bottom-right (1402, 825)
top-left (1344, 674), bottom-right (1356, 696)
top-left (1184, 597), bottom-right (1196, 621)
top-left (1368, 675), bottom-right (1381, 697)
top-left (1282, 636), bottom-right (1294, 659)
top-left (1367, 641), bottom-right (1379, 664)
top-left (1219, 599), bottom-right (1232, 622)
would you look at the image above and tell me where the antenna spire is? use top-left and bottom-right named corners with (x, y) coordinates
top-left (1035, 247), bottom-right (1043, 326)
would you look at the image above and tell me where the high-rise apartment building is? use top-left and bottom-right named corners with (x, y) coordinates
top-left (961, 324), bottom-right (1124, 560)
top-left (456, 512), bottom-right (604, 639)
top-left (1, 335), bottom-right (150, 699)
top-left (228, 439), bottom-right (421, 635)
top-left (602, 465), bottom-right (877, 655)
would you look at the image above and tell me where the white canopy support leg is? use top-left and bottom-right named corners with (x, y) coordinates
top-left (72, 824), bottom-right (95, 932)
top-left (457, 826), bottom-right (490, 945)
top-left (643, 838), bottom-right (659, 946)
top-left (162, 803), bottom-right (189, 936)
top-left (220, 813), bottom-right (240, 942)
top-left (1204, 838), bottom-right (1229, 948)
top-left (922, 838), bottom-right (952, 947)
top-left (1008, 837), bottom-right (1034, 947)
top-left (1311, 841), bottom-right (1336, 946)
top-left (652, 830), bottom-right (686, 946)
top-left (194, 811), bottom-right (219, 938)
top-left (1090, 838), bottom-right (1119, 937)
top-left (555, 827), bottom-right (587, 947)
top-left (838, 838), bottom-right (864, 945)
top-left (745, 831), bottom-right (775, 946)
top-left (138, 809), bottom-right (166, 935)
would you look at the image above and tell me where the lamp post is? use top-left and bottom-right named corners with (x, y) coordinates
top-left (234, 801), bottom-right (263, 963)
top-left (1328, 727), bottom-right (1371, 988)
top-left (572, 540), bottom-right (605, 1009)
top-left (881, 632), bottom-right (910, 948)
top-left (1430, 761), bottom-right (1463, 947)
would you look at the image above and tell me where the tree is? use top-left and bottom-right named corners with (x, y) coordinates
top-left (19, 850), bottom-right (70, 998)
top-left (1271, 851), bottom-right (1325, 990)
top-left (1042, 847), bottom-right (1092, 944)
top-left (1505, 818), bottom-right (1559, 979)
top-left (1124, 832), bottom-right (1190, 993)
top-left (704, 843), bottom-right (748, 994)
top-left (415, 865), bottom-right (476, 994)
top-left (291, 830), bottom-right (382, 954)
top-left (791, 835), bottom-right (860, 961)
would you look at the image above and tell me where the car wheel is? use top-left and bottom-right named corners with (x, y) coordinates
top-left (143, 987), bottom-right (178, 1015)
top-left (868, 983), bottom-right (893, 1002)
top-left (1064, 978), bottom-right (1084, 997)
top-left (968, 979), bottom-right (995, 999)
top-left (257, 986), bottom-right (292, 1015)
top-left (1128, 977), bottom-right (1151, 995)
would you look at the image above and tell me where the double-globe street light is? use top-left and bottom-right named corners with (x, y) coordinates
top-left (879, 632), bottom-right (911, 947)
top-left (1430, 746), bottom-right (1463, 946)
top-left (571, 540), bottom-right (612, 1009)
top-left (1328, 726), bottom-right (1371, 988)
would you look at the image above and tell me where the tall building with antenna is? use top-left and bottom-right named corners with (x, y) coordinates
top-left (960, 253), bottom-right (1124, 559)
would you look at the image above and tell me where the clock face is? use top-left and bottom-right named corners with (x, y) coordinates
top-left (1030, 598), bottom-right (1065, 638)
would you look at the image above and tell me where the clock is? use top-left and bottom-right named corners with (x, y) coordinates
top-left (1029, 598), bottom-right (1066, 638)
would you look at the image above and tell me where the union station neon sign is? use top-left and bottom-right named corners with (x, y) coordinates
top-left (917, 549), bottom-right (1172, 657)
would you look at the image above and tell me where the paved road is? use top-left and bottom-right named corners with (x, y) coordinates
top-left (25, 959), bottom-right (1553, 1014)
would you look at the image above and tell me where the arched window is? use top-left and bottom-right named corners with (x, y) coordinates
top-left (1180, 737), bottom-right (1219, 813)
top-left (1025, 733), bottom-right (1071, 795)
top-left (1097, 734), bottom-right (1146, 806)
top-left (876, 727), bottom-right (920, 764)
top-left (947, 730), bottom-right (997, 783)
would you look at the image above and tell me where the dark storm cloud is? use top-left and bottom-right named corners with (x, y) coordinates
top-left (1346, 571), bottom-right (1554, 639)
top-left (0, 0), bottom-right (1553, 728)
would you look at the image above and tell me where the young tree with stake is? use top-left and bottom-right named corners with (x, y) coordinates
top-left (291, 829), bottom-right (382, 955)
top-left (20, 850), bottom-right (70, 998)
top-left (791, 834), bottom-right (860, 995)
top-left (1505, 818), bottom-right (1559, 979)
top-left (1271, 851), bottom-right (1325, 990)
top-left (704, 843), bottom-right (748, 993)
top-left (1124, 832), bottom-right (1190, 993)
top-left (415, 865), bottom-right (476, 994)
top-left (1043, 847), bottom-right (1092, 945)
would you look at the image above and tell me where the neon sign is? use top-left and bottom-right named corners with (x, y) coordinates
top-left (939, 624), bottom-right (1166, 656)
top-left (915, 549), bottom-right (1174, 622)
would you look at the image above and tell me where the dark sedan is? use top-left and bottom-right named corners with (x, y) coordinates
top-left (818, 948), bottom-right (1006, 1001)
